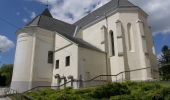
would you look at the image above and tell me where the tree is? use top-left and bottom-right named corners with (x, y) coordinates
top-left (159, 45), bottom-right (170, 80)
top-left (0, 64), bottom-right (13, 86)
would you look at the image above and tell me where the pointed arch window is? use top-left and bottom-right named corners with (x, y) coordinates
top-left (109, 30), bottom-right (115, 56)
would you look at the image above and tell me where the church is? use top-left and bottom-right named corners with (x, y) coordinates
top-left (11, 0), bottom-right (159, 92)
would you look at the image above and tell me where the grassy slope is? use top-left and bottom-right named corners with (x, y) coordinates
top-left (25, 81), bottom-right (170, 100)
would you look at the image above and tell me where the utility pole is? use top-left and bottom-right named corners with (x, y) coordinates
top-left (0, 48), bottom-right (3, 67)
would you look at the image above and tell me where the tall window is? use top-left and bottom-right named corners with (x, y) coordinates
top-left (48, 51), bottom-right (53, 64)
top-left (110, 30), bottom-right (115, 56)
top-left (66, 56), bottom-right (70, 66)
top-left (127, 23), bottom-right (135, 51)
top-left (56, 60), bottom-right (59, 69)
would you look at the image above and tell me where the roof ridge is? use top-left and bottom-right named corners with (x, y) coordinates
top-left (73, 0), bottom-right (137, 28)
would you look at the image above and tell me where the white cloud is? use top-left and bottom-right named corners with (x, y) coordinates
top-left (30, 12), bottom-right (36, 19)
top-left (129, 0), bottom-right (170, 35)
top-left (34, 0), bottom-right (170, 35)
top-left (35, 0), bottom-right (110, 23)
top-left (157, 53), bottom-right (162, 60)
top-left (23, 18), bottom-right (28, 23)
top-left (0, 35), bottom-right (14, 52)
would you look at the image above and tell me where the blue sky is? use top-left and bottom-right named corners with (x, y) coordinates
top-left (0, 0), bottom-right (170, 65)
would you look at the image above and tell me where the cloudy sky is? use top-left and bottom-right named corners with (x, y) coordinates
top-left (0, 0), bottom-right (170, 65)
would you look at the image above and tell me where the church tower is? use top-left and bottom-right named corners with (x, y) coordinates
top-left (11, 9), bottom-right (55, 92)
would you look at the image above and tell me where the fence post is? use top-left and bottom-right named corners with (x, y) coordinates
top-left (79, 75), bottom-right (83, 88)
top-left (68, 75), bottom-right (74, 87)
top-left (122, 73), bottom-right (123, 82)
top-left (116, 76), bottom-right (117, 82)
top-left (64, 78), bottom-right (67, 88)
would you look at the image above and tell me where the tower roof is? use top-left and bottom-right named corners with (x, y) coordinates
top-left (26, 8), bottom-right (76, 36)
top-left (41, 8), bottom-right (53, 18)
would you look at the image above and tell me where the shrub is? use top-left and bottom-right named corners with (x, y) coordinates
top-left (55, 93), bottom-right (82, 100)
top-left (110, 95), bottom-right (138, 100)
top-left (91, 83), bottom-right (130, 99)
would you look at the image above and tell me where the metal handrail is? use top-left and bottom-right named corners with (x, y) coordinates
top-left (23, 80), bottom-right (72, 93)
top-left (23, 67), bottom-right (153, 93)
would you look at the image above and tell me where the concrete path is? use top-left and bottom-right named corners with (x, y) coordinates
top-left (0, 97), bottom-right (11, 100)
top-left (0, 88), bottom-right (11, 100)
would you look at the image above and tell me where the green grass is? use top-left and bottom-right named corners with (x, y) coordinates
top-left (25, 81), bottom-right (170, 100)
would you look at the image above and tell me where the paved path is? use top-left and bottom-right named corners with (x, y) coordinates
top-left (0, 97), bottom-right (11, 100)
top-left (0, 88), bottom-right (11, 100)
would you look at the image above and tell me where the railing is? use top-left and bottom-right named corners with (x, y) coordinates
top-left (0, 87), bottom-right (17, 97)
top-left (0, 87), bottom-right (35, 100)
top-left (23, 80), bottom-right (72, 93)
top-left (23, 67), bottom-right (156, 93)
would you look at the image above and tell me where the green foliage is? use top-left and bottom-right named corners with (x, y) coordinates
top-left (110, 95), bottom-right (137, 100)
top-left (0, 64), bottom-right (13, 86)
top-left (91, 83), bottom-right (130, 99)
top-left (25, 81), bottom-right (170, 100)
top-left (159, 45), bottom-right (170, 80)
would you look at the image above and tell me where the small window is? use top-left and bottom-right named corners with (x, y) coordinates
top-left (56, 60), bottom-right (59, 69)
top-left (110, 30), bottom-right (115, 56)
top-left (65, 56), bottom-right (70, 66)
top-left (48, 51), bottom-right (53, 64)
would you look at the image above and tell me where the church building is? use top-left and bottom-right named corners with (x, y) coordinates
top-left (11, 0), bottom-right (159, 92)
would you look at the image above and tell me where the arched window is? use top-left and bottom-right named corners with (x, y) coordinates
top-left (109, 30), bottom-right (115, 56)
top-left (127, 23), bottom-right (135, 51)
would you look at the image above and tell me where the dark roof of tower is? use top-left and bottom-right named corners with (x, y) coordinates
top-left (73, 0), bottom-right (136, 28)
top-left (41, 8), bottom-right (53, 18)
top-left (26, 9), bottom-right (76, 36)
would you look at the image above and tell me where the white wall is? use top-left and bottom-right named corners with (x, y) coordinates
top-left (52, 33), bottom-right (79, 87)
top-left (118, 9), bottom-right (155, 80)
top-left (11, 28), bottom-right (35, 92)
top-left (11, 27), bottom-right (55, 92)
top-left (78, 47), bottom-right (109, 87)
top-left (78, 47), bottom-right (107, 84)
top-left (80, 19), bottom-right (108, 52)
top-left (32, 28), bottom-right (55, 87)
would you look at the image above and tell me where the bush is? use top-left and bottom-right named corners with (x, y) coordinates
top-left (0, 64), bottom-right (13, 86)
top-left (91, 83), bottom-right (130, 99)
top-left (110, 95), bottom-right (138, 100)
top-left (55, 93), bottom-right (82, 100)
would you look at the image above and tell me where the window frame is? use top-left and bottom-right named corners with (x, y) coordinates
top-left (56, 60), bottom-right (59, 69)
top-left (65, 56), bottom-right (70, 66)
top-left (48, 51), bottom-right (53, 64)
top-left (110, 30), bottom-right (115, 56)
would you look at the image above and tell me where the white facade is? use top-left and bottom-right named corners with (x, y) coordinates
top-left (11, 0), bottom-right (159, 93)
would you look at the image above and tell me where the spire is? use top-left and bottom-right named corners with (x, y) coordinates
top-left (41, 8), bottom-right (53, 18)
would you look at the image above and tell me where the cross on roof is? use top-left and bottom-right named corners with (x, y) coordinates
top-left (45, 0), bottom-right (49, 9)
